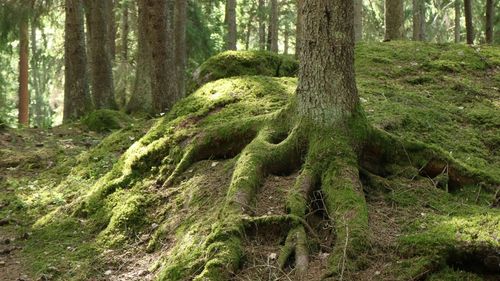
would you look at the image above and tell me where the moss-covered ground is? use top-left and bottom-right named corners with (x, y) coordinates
top-left (0, 42), bottom-right (498, 281)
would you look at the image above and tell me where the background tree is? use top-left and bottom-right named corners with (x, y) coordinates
top-left (384, 0), bottom-right (404, 41)
top-left (413, 0), bottom-right (426, 41)
top-left (455, 0), bottom-right (461, 43)
top-left (258, 0), bottom-right (266, 50)
top-left (64, 0), bottom-right (92, 121)
top-left (464, 0), bottom-right (474, 44)
top-left (86, 0), bottom-right (117, 109)
top-left (354, 0), bottom-right (363, 42)
top-left (175, 0), bottom-right (187, 99)
top-left (18, 10), bottom-right (30, 126)
top-left (225, 0), bottom-right (237, 50)
top-left (269, 0), bottom-right (279, 52)
top-left (485, 0), bottom-right (494, 44)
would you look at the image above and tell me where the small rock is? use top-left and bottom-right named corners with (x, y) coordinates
top-left (211, 162), bottom-right (219, 167)
top-left (104, 270), bottom-right (113, 276)
top-left (375, 271), bottom-right (381, 275)
top-left (151, 223), bottom-right (159, 230)
top-left (268, 253), bottom-right (277, 260)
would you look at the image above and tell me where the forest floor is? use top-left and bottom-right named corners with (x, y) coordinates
top-left (1, 42), bottom-right (499, 281)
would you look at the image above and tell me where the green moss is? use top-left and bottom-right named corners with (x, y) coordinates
top-left (194, 50), bottom-right (298, 86)
top-left (81, 109), bottom-right (133, 133)
top-left (428, 267), bottom-right (483, 281)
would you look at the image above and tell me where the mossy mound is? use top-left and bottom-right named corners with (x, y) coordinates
top-left (193, 50), bottom-right (298, 87)
top-left (6, 42), bottom-right (500, 281)
top-left (81, 109), bottom-right (133, 133)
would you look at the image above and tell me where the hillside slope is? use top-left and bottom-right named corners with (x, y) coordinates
top-left (0, 42), bottom-right (499, 281)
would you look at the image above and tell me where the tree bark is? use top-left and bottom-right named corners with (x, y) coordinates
top-left (18, 17), bottom-right (30, 126)
top-left (108, 0), bottom-right (116, 60)
top-left (354, 0), bottom-right (363, 42)
top-left (464, 0), bottom-right (474, 44)
top-left (175, 0), bottom-right (187, 99)
top-left (412, 0), bottom-right (425, 41)
top-left (384, 0), bottom-right (404, 41)
top-left (120, 0), bottom-right (129, 61)
top-left (144, 0), bottom-right (177, 114)
top-left (485, 0), bottom-right (494, 44)
top-left (64, 0), bottom-right (92, 121)
top-left (297, 0), bottom-right (359, 124)
top-left (284, 22), bottom-right (289, 55)
top-left (127, 0), bottom-right (152, 114)
top-left (269, 0), bottom-right (279, 52)
top-left (225, 0), bottom-right (237, 50)
top-left (455, 0), bottom-right (461, 43)
top-left (87, 0), bottom-right (117, 109)
top-left (245, 2), bottom-right (257, 50)
top-left (258, 0), bottom-right (266, 50)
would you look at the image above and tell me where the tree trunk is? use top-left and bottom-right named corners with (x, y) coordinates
top-left (121, 1), bottom-right (129, 61)
top-left (269, 0), bottom-right (279, 52)
top-left (464, 0), bottom-right (474, 44)
top-left (64, 0), bottom-right (92, 121)
top-left (143, 0), bottom-right (177, 114)
top-left (108, 0), bottom-right (116, 61)
top-left (295, 0), bottom-right (303, 58)
top-left (455, 0), bottom-right (461, 43)
top-left (485, 0), bottom-right (494, 44)
top-left (384, 0), bottom-right (404, 41)
top-left (175, 0), bottom-right (187, 99)
top-left (30, 21), bottom-right (42, 127)
top-left (225, 0), bottom-right (237, 50)
top-left (297, 0), bottom-right (359, 124)
top-left (354, 0), bottom-right (363, 42)
top-left (87, 0), bottom-right (117, 109)
top-left (18, 17), bottom-right (30, 126)
top-left (412, 0), bottom-right (425, 41)
top-left (245, 2), bottom-right (257, 50)
top-left (284, 23), bottom-right (289, 55)
top-left (127, 0), bottom-right (152, 114)
top-left (258, 0), bottom-right (266, 50)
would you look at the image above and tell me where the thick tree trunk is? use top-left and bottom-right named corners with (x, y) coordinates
top-left (354, 0), bottom-right (363, 42)
top-left (297, 0), bottom-right (359, 124)
top-left (412, 0), bottom-right (425, 41)
top-left (269, 0), bottom-right (279, 52)
top-left (455, 0), bottom-right (461, 43)
top-left (18, 18), bottom-right (30, 126)
top-left (384, 0), bottom-right (404, 41)
top-left (485, 0), bottom-right (494, 44)
top-left (120, 1), bottom-right (129, 61)
top-left (143, 0), bottom-right (177, 114)
top-left (225, 0), bottom-right (237, 50)
top-left (258, 0), bottom-right (266, 50)
top-left (464, 0), bottom-right (474, 44)
top-left (175, 0), bottom-right (187, 99)
top-left (87, 0), bottom-right (117, 109)
top-left (64, 0), bottom-right (92, 121)
top-left (127, 0), bottom-right (152, 114)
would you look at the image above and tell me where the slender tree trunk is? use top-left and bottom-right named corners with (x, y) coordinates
top-left (464, 0), bottom-right (474, 44)
top-left (354, 0), bottom-right (363, 42)
top-left (225, 0), bottom-right (237, 50)
top-left (245, 2), bottom-right (257, 50)
top-left (284, 23), bottom-right (289, 55)
top-left (455, 0), bottom-right (461, 43)
top-left (269, 0), bottom-right (279, 52)
top-left (485, 0), bottom-right (494, 44)
top-left (18, 18), bottom-right (30, 126)
top-left (64, 0), bottom-right (92, 121)
top-left (412, 0), bottom-right (425, 41)
top-left (258, 0), bottom-right (266, 50)
top-left (121, 1), bottom-right (129, 61)
top-left (175, 0), bottom-right (187, 99)
top-left (108, 0), bottom-right (116, 60)
top-left (298, 0), bottom-right (359, 123)
top-left (127, 0), bottom-right (152, 114)
top-left (295, 0), bottom-right (303, 58)
top-left (30, 20), bottom-right (45, 127)
top-left (87, 0), bottom-right (117, 109)
top-left (384, 0), bottom-right (404, 41)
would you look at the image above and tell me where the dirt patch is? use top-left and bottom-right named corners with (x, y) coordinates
top-left (254, 173), bottom-right (298, 217)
